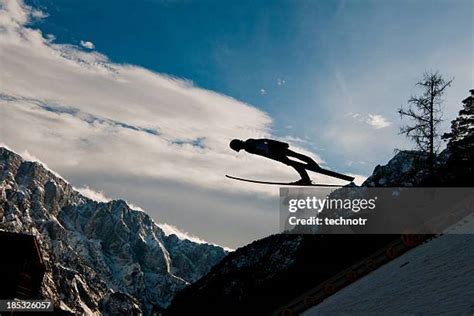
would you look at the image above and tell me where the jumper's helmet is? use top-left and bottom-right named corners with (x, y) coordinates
top-left (229, 139), bottom-right (244, 152)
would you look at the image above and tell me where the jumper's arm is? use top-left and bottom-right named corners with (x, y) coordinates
top-left (259, 138), bottom-right (289, 148)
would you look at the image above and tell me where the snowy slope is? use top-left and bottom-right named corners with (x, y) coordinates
top-left (304, 234), bottom-right (474, 315)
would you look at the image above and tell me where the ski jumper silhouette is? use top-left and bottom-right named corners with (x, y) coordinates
top-left (230, 138), bottom-right (317, 185)
top-left (229, 138), bottom-right (354, 185)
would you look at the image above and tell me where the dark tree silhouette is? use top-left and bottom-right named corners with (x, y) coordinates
top-left (398, 72), bottom-right (453, 174)
top-left (441, 89), bottom-right (474, 185)
top-left (442, 89), bottom-right (474, 151)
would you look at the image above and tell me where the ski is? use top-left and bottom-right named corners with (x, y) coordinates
top-left (225, 175), bottom-right (347, 187)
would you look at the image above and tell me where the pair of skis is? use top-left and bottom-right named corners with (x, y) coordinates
top-left (226, 166), bottom-right (354, 187)
top-left (225, 175), bottom-right (345, 187)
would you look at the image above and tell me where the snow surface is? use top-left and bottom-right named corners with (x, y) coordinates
top-left (304, 234), bottom-right (474, 315)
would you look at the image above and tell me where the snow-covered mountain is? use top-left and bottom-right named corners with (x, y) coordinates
top-left (0, 147), bottom-right (226, 314)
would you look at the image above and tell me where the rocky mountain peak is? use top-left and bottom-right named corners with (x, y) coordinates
top-left (0, 147), bottom-right (226, 315)
top-left (362, 150), bottom-right (433, 187)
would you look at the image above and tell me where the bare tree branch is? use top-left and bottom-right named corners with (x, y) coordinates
top-left (398, 71), bottom-right (453, 175)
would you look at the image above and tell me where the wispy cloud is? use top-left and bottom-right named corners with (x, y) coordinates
top-left (80, 40), bottom-right (95, 49)
top-left (75, 186), bottom-right (110, 202)
top-left (346, 112), bottom-right (392, 129)
top-left (366, 114), bottom-right (392, 129)
top-left (158, 223), bottom-right (234, 251)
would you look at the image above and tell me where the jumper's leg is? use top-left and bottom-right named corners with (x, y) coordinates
top-left (277, 155), bottom-right (312, 185)
top-left (290, 164), bottom-right (312, 185)
top-left (286, 150), bottom-right (320, 168)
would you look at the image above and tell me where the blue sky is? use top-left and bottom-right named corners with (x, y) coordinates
top-left (26, 0), bottom-right (472, 175)
top-left (1, 0), bottom-right (472, 248)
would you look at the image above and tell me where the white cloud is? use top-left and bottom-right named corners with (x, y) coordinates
top-left (127, 202), bottom-right (145, 212)
top-left (79, 40), bottom-right (95, 49)
top-left (1, 0), bottom-right (345, 248)
top-left (366, 114), bottom-right (392, 129)
top-left (277, 78), bottom-right (286, 86)
top-left (45, 33), bottom-right (55, 42)
top-left (158, 222), bottom-right (234, 251)
top-left (75, 186), bottom-right (110, 202)
top-left (30, 8), bottom-right (46, 19)
top-left (260, 88), bottom-right (266, 95)
top-left (348, 112), bottom-right (362, 120)
top-left (346, 112), bottom-right (392, 129)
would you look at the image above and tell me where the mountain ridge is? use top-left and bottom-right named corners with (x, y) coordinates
top-left (0, 146), bottom-right (226, 314)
